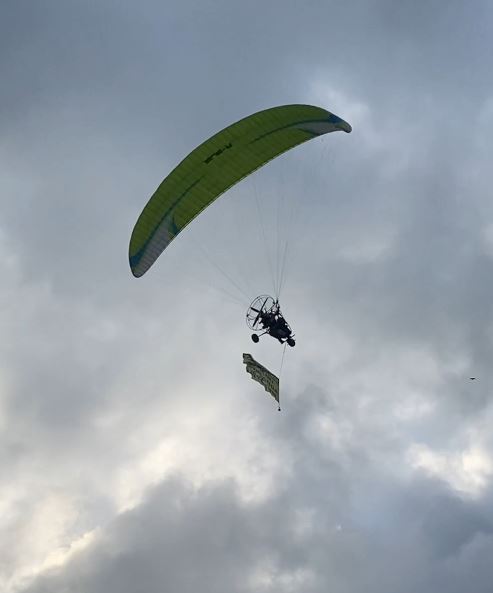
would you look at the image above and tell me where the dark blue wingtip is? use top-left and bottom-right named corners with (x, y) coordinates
top-left (328, 112), bottom-right (352, 133)
top-left (129, 252), bottom-right (144, 278)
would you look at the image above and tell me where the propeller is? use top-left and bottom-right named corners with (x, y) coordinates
top-left (252, 297), bottom-right (269, 329)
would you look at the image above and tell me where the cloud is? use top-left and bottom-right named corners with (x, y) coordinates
top-left (2, 1), bottom-right (493, 592)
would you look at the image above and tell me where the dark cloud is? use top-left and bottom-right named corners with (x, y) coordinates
top-left (19, 441), bottom-right (493, 593)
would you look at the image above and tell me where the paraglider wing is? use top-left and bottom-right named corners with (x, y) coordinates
top-left (129, 104), bottom-right (351, 277)
top-left (243, 353), bottom-right (279, 405)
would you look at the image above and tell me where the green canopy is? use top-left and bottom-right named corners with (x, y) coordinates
top-left (129, 104), bottom-right (351, 277)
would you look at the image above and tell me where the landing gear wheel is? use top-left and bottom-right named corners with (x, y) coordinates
top-left (251, 333), bottom-right (260, 343)
top-left (287, 338), bottom-right (295, 347)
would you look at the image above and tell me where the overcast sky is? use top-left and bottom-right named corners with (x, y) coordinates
top-left (2, 1), bottom-right (493, 592)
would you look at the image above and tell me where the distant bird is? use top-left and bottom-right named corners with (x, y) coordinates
top-left (470, 377), bottom-right (477, 380)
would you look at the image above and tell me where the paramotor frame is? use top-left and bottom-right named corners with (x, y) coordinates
top-left (246, 295), bottom-right (295, 347)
